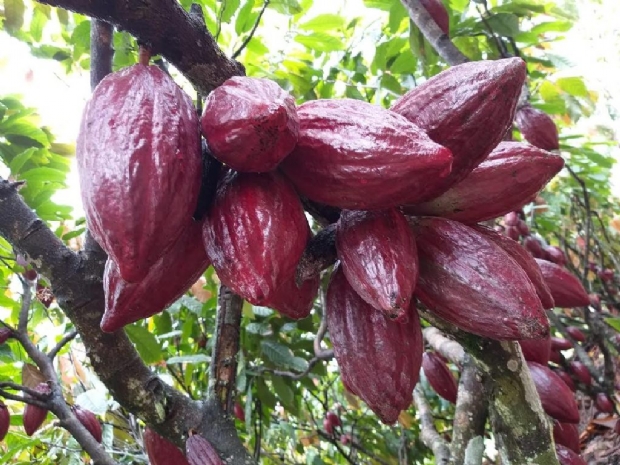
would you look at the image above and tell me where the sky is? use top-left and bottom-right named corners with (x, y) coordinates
top-left (0, 0), bottom-right (619, 213)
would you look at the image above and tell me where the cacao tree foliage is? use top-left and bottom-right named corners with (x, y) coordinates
top-left (0, 0), bottom-right (618, 464)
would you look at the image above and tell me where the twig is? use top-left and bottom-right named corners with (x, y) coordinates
top-left (48, 329), bottom-right (78, 360)
top-left (313, 287), bottom-right (332, 358)
top-left (259, 352), bottom-right (331, 381)
top-left (232, 0), bottom-right (270, 59)
top-left (422, 327), bottom-right (465, 365)
top-left (413, 384), bottom-right (450, 464)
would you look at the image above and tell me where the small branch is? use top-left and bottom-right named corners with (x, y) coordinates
top-left (413, 385), bottom-right (450, 464)
top-left (0, 389), bottom-right (48, 408)
top-left (18, 279), bottom-right (32, 333)
top-left (313, 287), bottom-right (332, 358)
top-left (260, 352), bottom-right (331, 381)
top-left (232, 0), bottom-right (269, 59)
top-left (89, 20), bottom-right (114, 90)
top-left (48, 329), bottom-right (78, 360)
top-left (422, 326), bottom-right (465, 365)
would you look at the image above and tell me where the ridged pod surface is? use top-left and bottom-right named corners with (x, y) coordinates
top-left (519, 335), bottom-right (552, 366)
top-left (280, 98), bottom-right (453, 210)
top-left (556, 444), bottom-right (587, 465)
top-left (403, 142), bottom-right (564, 223)
top-left (102, 220), bottom-right (210, 332)
top-left (186, 433), bottom-right (223, 465)
top-left (515, 105), bottom-right (560, 151)
top-left (535, 259), bottom-right (590, 308)
top-left (72, 406), bottom-right (102, 443)
top-left (201, 77), bottom-right (299, 172)
top-left (472, 225), bottom-right (554, 309)
top-left (0, 402), bottom-right (9, 441)
top-left (264, 272), bottom-right (319, 320)
top-left (203, 171), bottom-right (309, 305)
top-left (77, 64), bottom-right (202, 283)
top-left (143, 427), bottom-right (189, 465)
top-left (391, 58), bottom-right (526, 200)
top-left (528, 362), bottom-right (580, 424)
top-left (336, 209), bottom-right (418, 321)
top-left (327, 266), bottom-right (423, 424)
top-left (23, 383), bottom-right (51, 436)
top-left (553, 421), bottom-right (581, 453)
top-left (411, 217), bottom-right (548, 340)
top-left (422, 352), bottom-right (458, 404)
top-left (420, 0), bottom-right (450, 35)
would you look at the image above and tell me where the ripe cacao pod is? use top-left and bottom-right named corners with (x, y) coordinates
top-left (326, 411), bottom-right (342, 427)
top-left (504, 211), bottom-right (519, 226)
top-left (101, 220), bottom-right (210, 332)
top-left (264, 271), bottom-right (319, 320)
top-left (233, 402), bottom-right (245, 422)
top-left (422, 352), bottom-right (458, 404)
top-left (516, 220), bottom-right (530, 236)
top-left (556, 370), bottom-right (576, 392)
top-left (598, 268), bottom-right (615, 282)
top-left (403, 142), bottom-right (564, 223)
top-left (553, 421), bottom-right (580, 454)
top-left (327, 266), bottom-right (423, 424)
top-left (143, 427), bottom-right (189, 465)
top-left (419, 0), bottom-right (449, 35)
top-left (186, 433), bottom-right (223, 465)
top-left (203, 171), bottom-right (309, 305)
top-left (0, 401), bottom-right (9, 441)
top-left (524, 236), bottom-right (545, 258)
top-left (280, 98), bottom-right (453, 210)
top-left (201, 77), bottom-right (299, 172)
top-left (595, 392), bottom-right (614, 413)
top-left (72, 405), bottom-right (102, 443)
top-left (549, 349), bottom-right (562, 365)
top-left (506, 226), bottom-right (521, 241)
top-left (519, 335), bottom-right (552, 366)
top-left (565, 326), bottom-right (586, 343)
top-left (527, 362), bottom-right (580, 424)
top-left (555, 444), bottom-right (587, 465)
top-left (323, 417), bottom-right (335, 435)
top-left (551, 337), bottom-right (573, 351)
top-left (77, 64), bottom-right (202, 283)
top-left (569, 361), bottom-right (592, 386)
top-left (472, 225), bottom-right (554, 309)
top-left (336, 209), bottom-right (418, 321)
top-left (23, 382), bottom-right (51, 436)
top-left (589, 294), bottom-right (601, 309)
top-left (0, 327), bottom-right (11, 345)
top-left (535, 259), bottom-right (590, 308)
top-left (391, 58), bottom-right (526, 200)
top-left (544, 245), bottom-right (567, 266)
top-left (515, 105), bottom-right (559, 151)
top-left (411, 217), bottom-right (548, 340)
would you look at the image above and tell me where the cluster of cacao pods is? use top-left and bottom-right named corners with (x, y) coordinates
top-left (143, 427), bottom-right (222, 465)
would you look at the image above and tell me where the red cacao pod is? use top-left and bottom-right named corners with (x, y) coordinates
top-left (203, 171), bottom-right (309, 305)
top-left (201, 77), bottom-right (299, 172)
top-left (535, 259), bottom-right (590, 308)
top-left (519, 335), bottom-right (552, 366)
top-left (589, 294), bottom-right (601, 308)
top-left (264, 272), bottom-right (319, 320)
top-left (556, 370), bottom-right (576, 392)
top-left (549, 349), bottom-right (562, 365)
top-left (595, 392), bottom-right (614, 413)
top-left (391, 58), bottom-right (526, 200)
top-left (419, 0), bottom-right (449, 35)
top-left (77, 64), bottom-right (201, 283)
top-left (565, 326), bottom-right (586, 343)
top-left (472, 225), bottom-right (554, 309)
top-left (553, 421), bottom-right (580, 454)
top-left (0, 402), bottom-right (9, 441)
top-left (0, 327), bottom-right (12, 345)
top-left (233, 402), bottom-right (245, 422)
top-left (524, 236), bottom-right (545, 258)
top-left (186, 433), bottom-right (223, 465)
top-left (506, 226), bottom-right (521, 241)
top-left (72, 405), bottom-right (102, 443)
top-left (323, 417), bottom-right (334, 435)
top-left (544, 245), bottom-right (567, 266)
top-left (143, 427), bottom-right (189, 465)
top-left (597, 268), bottom-right (615, 282)
top-left (555, 444), bottom-right (587, 465)
top-left (22, 268), bottom-right (38, 281)
top-left (326, 411), bottom-right (342, 427)
top-left (411, 217), bottom-right (548, 340)
top-left (527, 362), bottom-right (580, 424)
top-left (551, 337), bottom-right (573, 351)
top-left (403, 142), bottom-right (564, 223)
top-left (336, 209), bottom-right (418, 321)
top-left (23, 383), bottom-right (51, 436)
top-left (422, 352), bottom-right (458, 404)
top-left (515, 105), bottom-right (559, 151)
top-left (326, 266), bottom-right (423, 424)
top-left (101, 220), bottom-right (210, 332)
top-left (280, 98), bottom-right (453, 210)
top-left (516, 220), bottom-right (530, 236)
top-left (569, 361), bottom-right (592, 386)
top-left (504, 211), bottom-right (519, 226)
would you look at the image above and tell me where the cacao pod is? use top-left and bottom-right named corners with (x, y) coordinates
top-left (203, 171), bottom-right (309, 305)
top-left (551, 337), bottom-right (573, 351)
top-left (280, 98), bottom-right (453, 210)
top-left (23, 382), bottom-right (51, 436)
top-left (403, 142), bottom-right (564, 223)
top-left (72, 405), bottom-right (102, 443)
top-left (527, 362), bottom-right (580, 424)
top-left (516, 219), bottom-right (530, 236)
top-left (0, 402), bottom-right (9, 442)
top-left (553, 421), bottom-right (581, 454)
top-left (264, 271), bottom-right (319, 320)
top-left (472, 225), bottom-right (554, 309)
top-left (535, 259), bottom-right (590, 308)
top-left (544, 245), bottom-right (567, 266)
top-left (411, 217), bottom-right (548, 340)
top-left (327, 266), bottom-right (423, 424)
top-left (524, 236), bottom-right (545, 258)
top-left (323, 417), bottom-right (335, 435)
top-left (143, 427), bottom-right (189, 465)
top-left (598, 268), bottom-right (615, 282)
top-left (201, 76), bottom-right (299, 172)
top-left (419, 0), bottom-right (449, 35)
top-left (515, 105), bottom-right (559, 151)
top-left (391, 58), bottom-right (526, 200)
top-left (422, 352), bottom-right (458, 404)
top-left (595, 392), bottom-right (614, 413)
top-left (589, 294), bottom-right (601, 309)
top-left (233, 402), bottom-right (245, 422)
top-left (549, 349), bottom-right (562, 365)
top-left (506, 226), bottom-right (521, 241)
top-left (565, 326), bottom-right (586, 343)
top-left (555, 444), bottom-right (587, 465)
top-left (556, 370), bottom-right (576, 392)
top-left (101, 220), bottom-right (210, 332)
top-left (336, 209), bottom-right (418, 321)
top-left (186, 433), bottom-right (223, 465)
top-left (326, 411), bottom-right (342, 427)
top-left (77, 64), bottom-right (202, 283)
top-left (519, 335), bottom-right (551, 366)
top-left (504, 211), bottom-right (519, 226)
top-left (0, 327), bottom-right (11, 345)
top-left (569, 361), bottom-right (592, 386)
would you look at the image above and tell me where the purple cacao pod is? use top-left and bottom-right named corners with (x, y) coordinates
top-left (519, 335), bottom-right (552, 366)
top-left (186, 433), bottom-right (223, 465)
top-left (535, 260), bottom-right (590, 308)
top-left (143, 427), bottom-right (189, 465)
top-left (528, 362), bottom-right (580, 424)
top-left (0, 402), bottom-right (9, 441)
top-left (553, 421), bottom-right (580, 454)
top-left (515, 105), bottom-right (559, 151)
top-left (555, 444), bottom-right (587, 465)
top-left (569, 361), bottom-right (592, 386)
top-left (23, 383), bottom-right (51, 436)
top-left (72, 405), bottom-right (102, 443)
top-left (422, 352), bottom-right (458, 404)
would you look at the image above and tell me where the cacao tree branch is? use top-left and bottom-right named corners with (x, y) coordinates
top-left (232, 0), bottom-right (270, 60)
top-left (48, 329), bottom-right (78, 360)
top-left (422, 327), bottom-right (465, 365)
top-left (35, 0), bottom-right (244, 94)
top-left (413, 384), bottom-right (450, 464)
top-left (89, 19), bottom-right (114, 90)
top-left (399, 0), bottom-right (469, 66)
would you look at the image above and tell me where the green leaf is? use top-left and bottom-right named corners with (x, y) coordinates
top-left (268, 0), bottom-right (302, 15)
top-left (235, 0), bottom-right (257, 35)
top-left (8, 147), bottom-right (38, 175)
top-left (556, 77), bottom-right (588, 98)
top-left (220, 0), bottom-right (241, 24)
top-left (30, 7), bottom-right (49, 42)
top-left (4, 0), bottom-right (26, 33)
top-left (531, 20), bottom-right (572, 34)
top-left (0, 120), bottom-right (49, 147)
top-left (388, 1), bottom-right (407, 33)
top-left (19, 167), bottom-right (67, 185)
top-left (260, 340), bottom-right (299, 369)
top-left (605, 318), bottom-right (620, 333)
top-left (484, 13), bottom-right (519, 37)
top-left (272, 376), bottom-right (294, 407)
top-left (166, 354), bottom-right (210, 364)
top-left (363, 0), bottom-right (392, 11)
top-left (125, 324), bottom-right (164, 364)
top-left (295, 32), bottom-right (345, 52)
top-left (299, 14), bottom-right (345, 32)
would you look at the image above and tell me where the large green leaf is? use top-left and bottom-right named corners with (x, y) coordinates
top-left (299, 14), bottom-right (345, 32)
top-left (3, 0), bottom-right (26, 33)
top-left (125, 324), bottom-right (164, 364)
top-left (295, 32), bottom-right (345, 52)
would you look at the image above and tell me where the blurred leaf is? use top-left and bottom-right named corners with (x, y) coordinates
top-left (125, 325), bottom-right (164, 364)
top-left (484, 13), bottom-right (519, 37)
top-left (22, 363), bottom-right (46, 389)
top-left (299, 14), bottom-right (345, 32)
top-left (4, 0), bottom-right (26, 33)
top-left (295, 32), bottom-right (345, 52)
